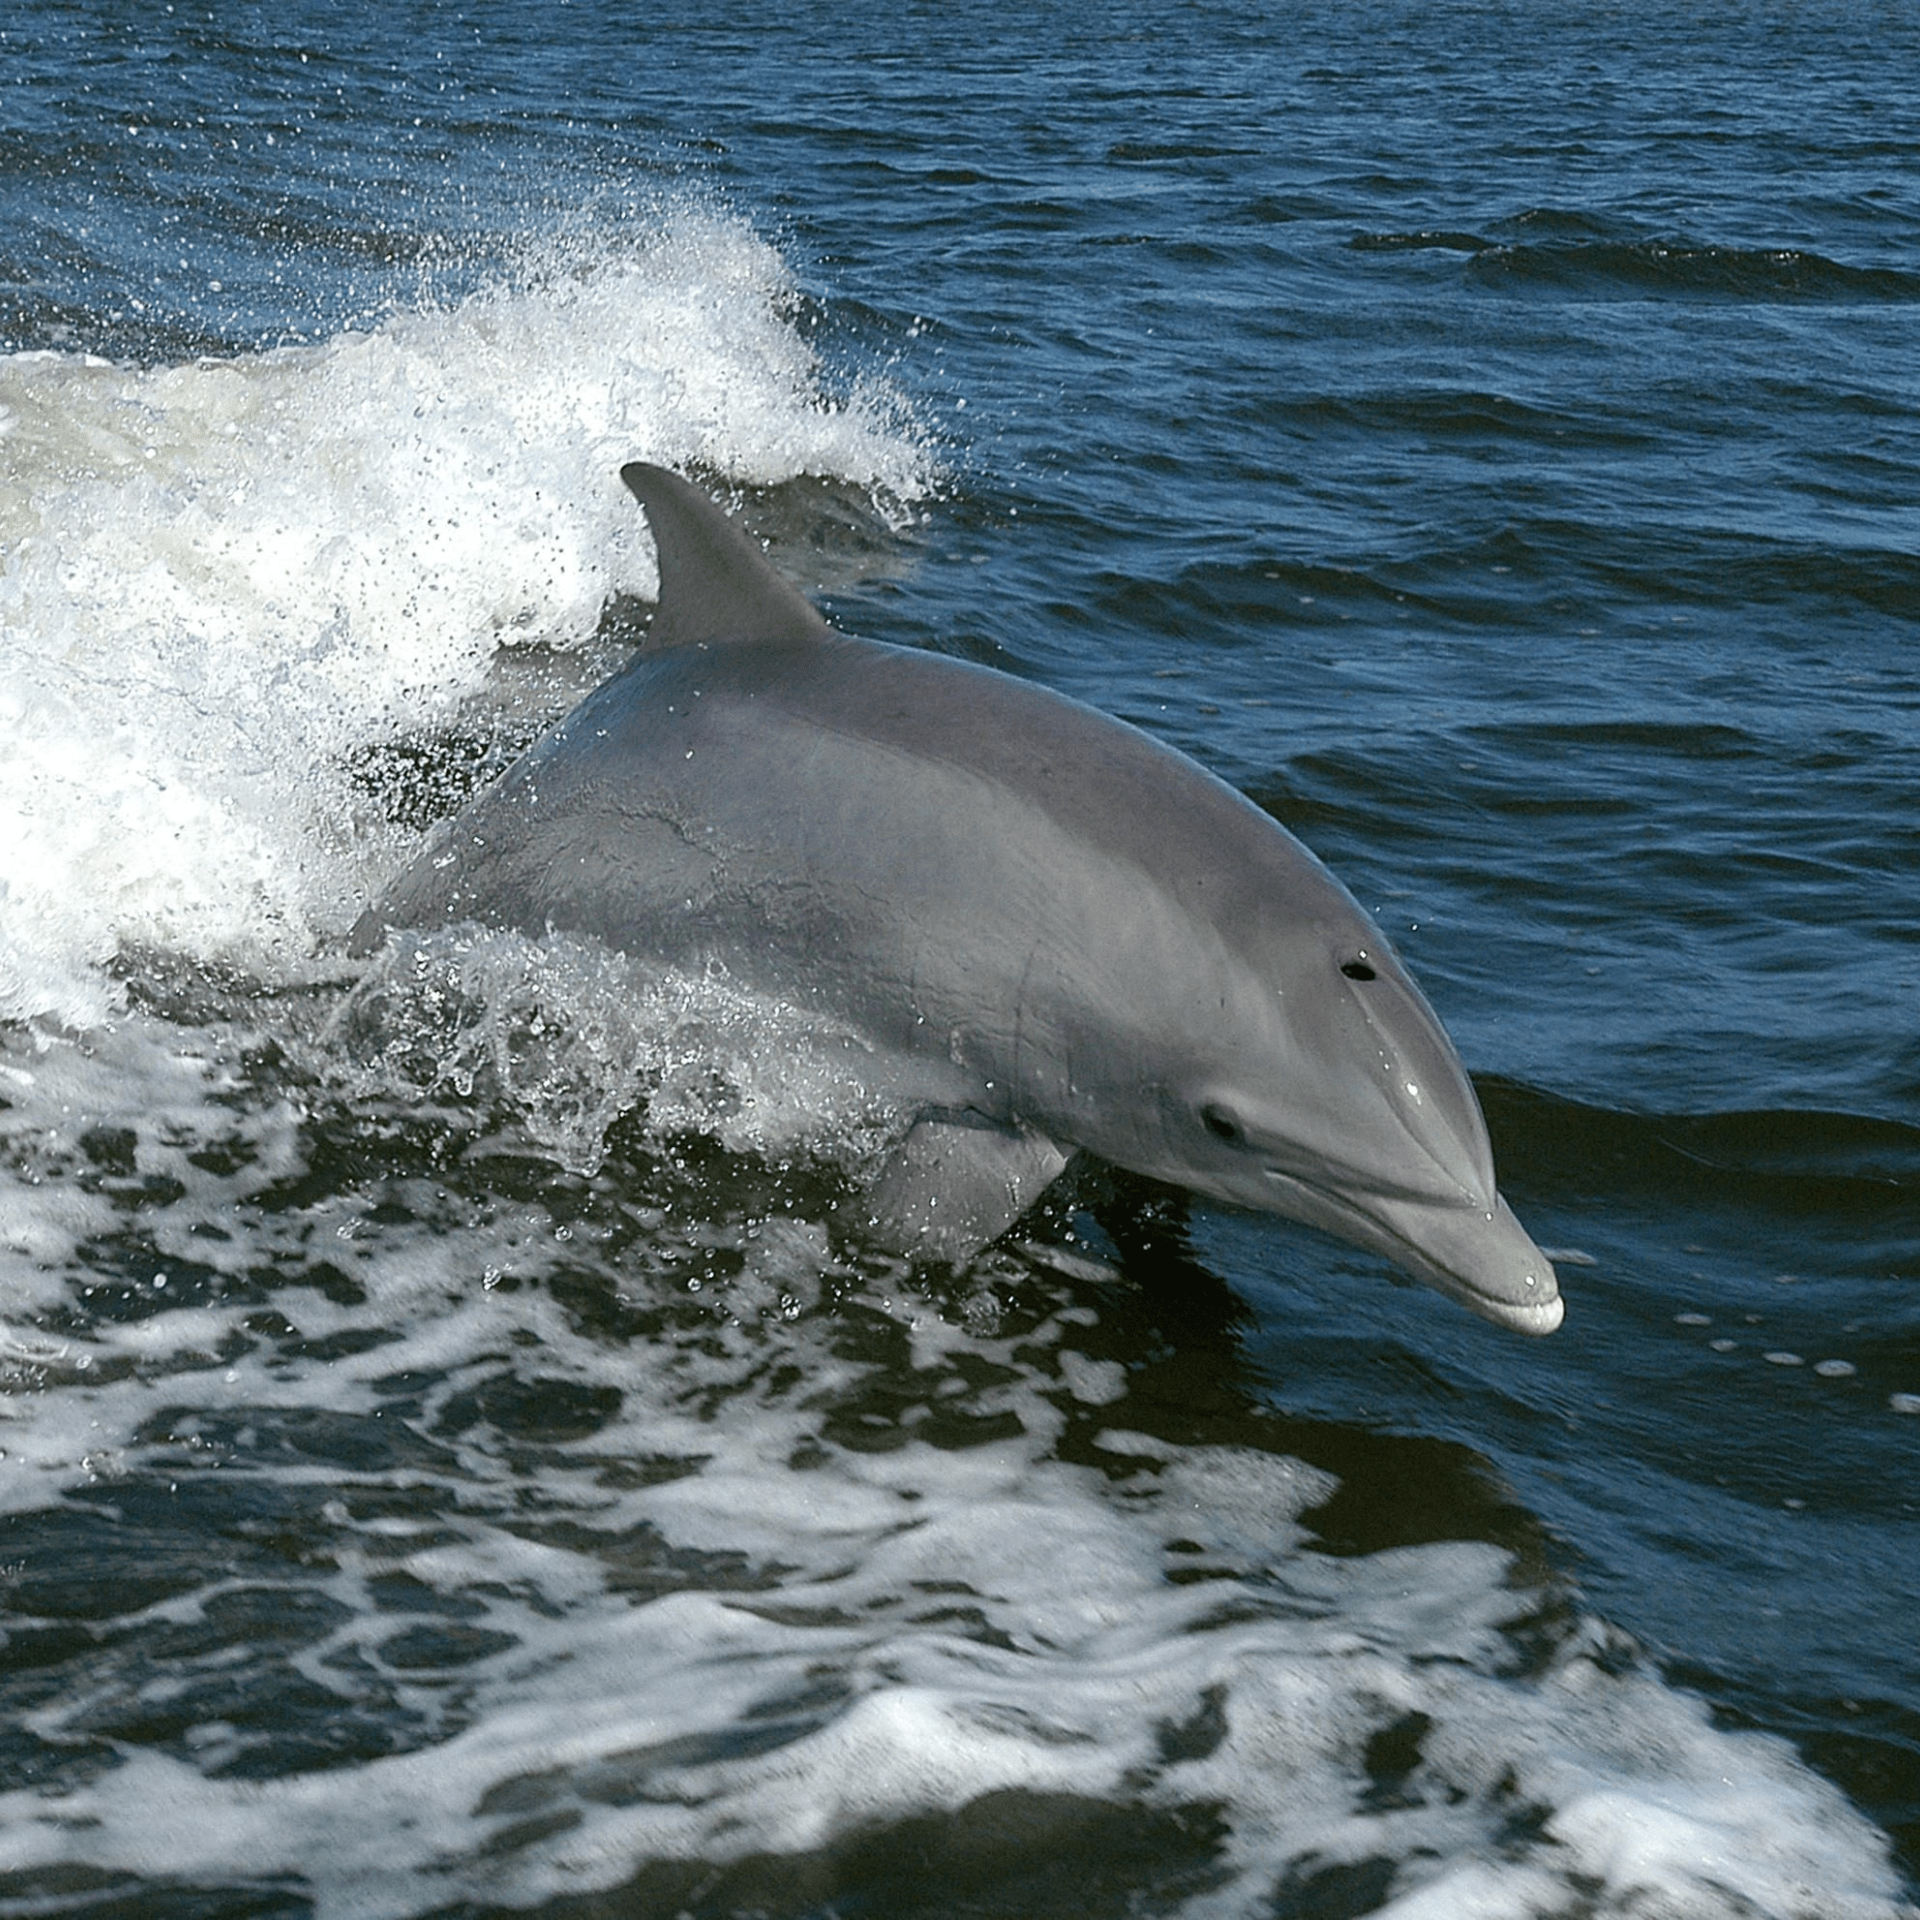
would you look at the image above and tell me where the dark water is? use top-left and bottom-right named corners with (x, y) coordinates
top-left (2, 4), bottom-right (1917, 1915)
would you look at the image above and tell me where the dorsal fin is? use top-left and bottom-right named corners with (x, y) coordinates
top-left (621, 462), bottom-right (830, 650)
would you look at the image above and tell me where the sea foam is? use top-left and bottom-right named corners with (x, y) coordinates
top-left (0, 209), bottom-right (933, 1031)
top-left (0, 1002), bottom-right (1911, 1920)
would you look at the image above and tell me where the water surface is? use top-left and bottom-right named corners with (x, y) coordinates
top-left (2, 5), bottom-right (1917, 1915)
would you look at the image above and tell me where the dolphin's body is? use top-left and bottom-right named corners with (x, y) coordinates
top-left (356, 464), bottom-right (1562, 1334)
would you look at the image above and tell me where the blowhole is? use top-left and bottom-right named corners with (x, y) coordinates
top-left (1340, 957), bottom-right (1378, 981)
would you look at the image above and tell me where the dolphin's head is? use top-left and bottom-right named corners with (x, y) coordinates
top-left (1082, 849), bottom-right (1563, 1335)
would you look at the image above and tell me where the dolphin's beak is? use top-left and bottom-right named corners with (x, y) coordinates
top-left (1361, 1189), bottom-right (1564, 1334)
top-left (1259, 1168), bottom-right (1565, 1334)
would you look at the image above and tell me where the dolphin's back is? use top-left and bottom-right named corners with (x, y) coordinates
top-left (367, 624), bottom-right (1320, 1069)
top-left (364, 462), bottom-right (1368, 1096)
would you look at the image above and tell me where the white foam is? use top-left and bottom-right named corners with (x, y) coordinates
top-left (0, 208), bottom-right (934, 1030)
top-left (0, 1017), bottom-right (1907, 1919)
top-left (1, 1403), bottom-right (1905, 1919)
top-left (333, 925), bottom-right (904, 1176)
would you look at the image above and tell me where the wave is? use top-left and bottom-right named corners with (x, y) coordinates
top-left (0, 1007), bottom-right (1911, 1920)
top-left (1480, 1079), bottom-right (1920, 1208)
top-left (1353, 226), bottom-right (1920, 303)
top-left (1101, 527), bottom-right (1920, 647)
top-left (0, 209), bottom-right (935, 1031)
top-left (1476, 239), bottom-right (1920, 303)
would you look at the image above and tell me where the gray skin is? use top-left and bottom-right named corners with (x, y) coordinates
top-left (354, 463), bottom-right (1562, 1334)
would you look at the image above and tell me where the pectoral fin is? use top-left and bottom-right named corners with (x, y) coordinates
top-left (863, 1117), bottom-right (1071, 1265)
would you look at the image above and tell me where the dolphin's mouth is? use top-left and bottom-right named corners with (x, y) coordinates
top-left (1261, 1167), bottom-right (1565, 1335)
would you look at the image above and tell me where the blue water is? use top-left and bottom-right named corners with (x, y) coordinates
top-left (2, 5), bottom-right (1917, 1915)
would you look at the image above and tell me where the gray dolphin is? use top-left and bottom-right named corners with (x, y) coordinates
top-left (354, 463), bottom-right (1563, 1334)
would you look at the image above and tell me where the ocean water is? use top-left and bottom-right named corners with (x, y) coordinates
top-left (2, 4), bottom-right (1917, 1916)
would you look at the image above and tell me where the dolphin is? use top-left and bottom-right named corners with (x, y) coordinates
top-left (353, 463), bottom-right (1563, 1334)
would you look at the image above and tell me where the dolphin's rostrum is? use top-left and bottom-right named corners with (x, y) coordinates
top-left (355, 464), bottom-right (1563, 1335)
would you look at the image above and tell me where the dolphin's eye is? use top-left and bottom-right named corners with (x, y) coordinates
top-left (1340, 956), bottom-right (1377, 981)
top-left (1201, 1104), bottom-right (1246, 1145)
